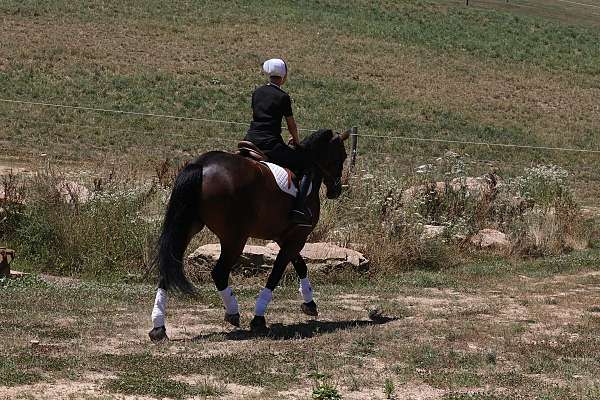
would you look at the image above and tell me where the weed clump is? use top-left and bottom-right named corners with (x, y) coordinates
top-left (2, 167), bottom-right (164, 280)
top-left (317, 152), bottom-right (589, 273)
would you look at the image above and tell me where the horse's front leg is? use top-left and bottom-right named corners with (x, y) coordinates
top-left (250, 247), bottom-right (296, 334)
top-left (291, 255), bottom-right (318, 317)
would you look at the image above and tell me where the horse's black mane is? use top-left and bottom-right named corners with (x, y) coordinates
top-left (301, 129), bottom-right (333, 151)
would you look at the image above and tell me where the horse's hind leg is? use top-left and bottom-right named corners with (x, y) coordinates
top-left (212, 238), bottom-right (246, 327)
top-left (291, 255), bottom-right (318, 317)
top-left (150, 223), bottom-right (204, 342)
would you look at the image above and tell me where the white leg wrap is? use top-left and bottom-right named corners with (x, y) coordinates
top-left (151, 288), bottom-right (168, 328)
top-left (254, 288), bottom-right (273, 317)
top-left (299, 277), bottom-right (313, 303)
top-left (218, 287), bottom-right (239, 315)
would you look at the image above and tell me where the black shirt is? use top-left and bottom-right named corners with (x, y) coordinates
top-left (245, 84), bottom-right (293, 150)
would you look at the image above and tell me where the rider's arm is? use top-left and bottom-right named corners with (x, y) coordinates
top-left (286, 116), bottom-right (300, 146)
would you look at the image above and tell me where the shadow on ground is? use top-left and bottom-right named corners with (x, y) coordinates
top-left (187, 314), bottom-right (399, 341)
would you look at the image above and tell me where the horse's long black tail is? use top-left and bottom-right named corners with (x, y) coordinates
top-left (155, 162), bottom-right (203, 294)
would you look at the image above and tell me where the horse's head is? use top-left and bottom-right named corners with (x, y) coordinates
top-left (303, 128), bottom-right (349, 199)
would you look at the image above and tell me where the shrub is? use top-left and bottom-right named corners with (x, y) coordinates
top-left (322, 153), bottom-right (589, 269)
top-left (5, 169), bottom-right (163, 280)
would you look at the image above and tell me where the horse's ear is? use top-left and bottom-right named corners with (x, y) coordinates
top-left (339, 129), bottom-right (351, 141)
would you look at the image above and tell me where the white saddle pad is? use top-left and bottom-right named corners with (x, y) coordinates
top-left (261, 162), bottom-right (312, 197)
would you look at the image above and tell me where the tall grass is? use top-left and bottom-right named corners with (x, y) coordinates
top-left (1, 168), bottom-right (162, 280)
top-left (0, 151), bottom-right (592, 279)
top-left (317, 152), bottom-right (591, 271)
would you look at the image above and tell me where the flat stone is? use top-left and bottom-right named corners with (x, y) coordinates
top-left (470, 229), bottom-right (510, 249)
top-left (421, 225), bottom-right (446, 240)
top-left (187, 242), bottom-right (369, 275)
top-left (9, 270), bottom-right (29, 278)
top-left (56, 180), bottom-right (90, 204)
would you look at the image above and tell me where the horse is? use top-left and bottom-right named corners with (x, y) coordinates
top-left (149, 128), bottom-right (350, 341)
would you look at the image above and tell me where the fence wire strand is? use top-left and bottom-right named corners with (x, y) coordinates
top-left (1, 97), bottom-right (599, 154)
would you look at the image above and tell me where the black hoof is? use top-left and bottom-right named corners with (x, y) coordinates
top-left (224, 312), bottom-right (240, 327)
top-left (301, 300), bottom-right (318, 317)
top-left (148, 326), bottom-right (168, 342)
top-left (249, 315), bottom-right (269, 335)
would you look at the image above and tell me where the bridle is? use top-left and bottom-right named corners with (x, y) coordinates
top-left (313, 134), bottom-right (345, 193)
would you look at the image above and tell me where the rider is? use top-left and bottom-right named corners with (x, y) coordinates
top-left (244, 58), bottom-right (313, 227)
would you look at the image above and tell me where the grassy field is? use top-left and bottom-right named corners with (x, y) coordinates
top-left (1, 0), bottom-right (599, 202)
top-left (2, 250), bottom-right (600, 399)
top-left (1, 1), bottom-right (600, 399)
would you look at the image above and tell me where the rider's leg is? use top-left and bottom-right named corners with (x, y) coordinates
top-left (290, 169), bottom-right (313, 226)
top-left (212, 239), bottom-right (246, 327)
top-left (265, 143), bottom-right (313, 226)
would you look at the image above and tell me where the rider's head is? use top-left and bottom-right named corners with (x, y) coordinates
top-left (262, 58), bottom-right (288, 86)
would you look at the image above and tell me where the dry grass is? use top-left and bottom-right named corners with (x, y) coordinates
top-left (1, 257), bottom-right (600, 399)
top-left (1, 0), bottom-right (599, 202)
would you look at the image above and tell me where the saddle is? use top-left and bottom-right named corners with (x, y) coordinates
top-left (235, 141), bottom-right (298, 189)
top-left (236, 141), bottom-right (269, 162)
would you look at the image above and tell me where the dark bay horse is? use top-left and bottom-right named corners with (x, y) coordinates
top-left (149, 128), bottom-right (349, 341)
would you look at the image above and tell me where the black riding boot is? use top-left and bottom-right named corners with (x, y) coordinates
top-left (290, 170), bottom-right (313, 227)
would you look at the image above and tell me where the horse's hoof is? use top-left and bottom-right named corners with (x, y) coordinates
top-left (224, 312), bottom-right (240, 327)
top-left (148, 326), bottom-right (168, 342)
top-left (301, 301), bottom-right (318, 317)
top-left (249, 315), bottom-right (268, 336)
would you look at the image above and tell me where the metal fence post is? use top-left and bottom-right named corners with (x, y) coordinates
top-left (350, 126), bottom-right (358, 172)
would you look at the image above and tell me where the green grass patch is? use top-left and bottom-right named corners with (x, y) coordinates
top-left (104, 373), bottom-right (224, 399)
top-left (3, 1), bottom-right (599, 74)
top-left (0, 351), bottom-right (80, 387)
top-left (94, 351), bottom-right (301, 390)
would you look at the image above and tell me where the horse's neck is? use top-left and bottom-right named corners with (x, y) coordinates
top-left (310, 173), bottom-right (323, 200)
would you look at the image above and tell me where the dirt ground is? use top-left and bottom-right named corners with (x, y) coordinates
top-left (2, 261), bottom-right (600, 399)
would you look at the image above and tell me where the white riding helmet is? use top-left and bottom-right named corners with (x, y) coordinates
top-left (262, 58), bottom-right (287, 78)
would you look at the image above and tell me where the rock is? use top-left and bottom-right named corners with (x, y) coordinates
top-left (470, 229), bottom-right (510, 250)
top-left (450, 176), bottom-right (496, 196)
top-left (9, 270), bottom-right (29, 279)
top-left (403, 174), bottom-right (499, 204)
top-left (188, 244), bottom-right (277, 275)
top-left (56, 180), bottom-right (90, 204)
top-left (268, 242), bottom-right (369, 272)
top-left (401, 181), bottom-right (447, 204)
top-left (421, 225), bottom-right (445, 240)
top-left (581, 207), bottom-right (600, 220)
top-left (187, 242), bottom-right (369, 275)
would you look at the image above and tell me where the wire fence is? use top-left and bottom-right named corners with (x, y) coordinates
top-left (450, 0), bottom-right (600, 20)
top-left (2, 98), bottom-right (599, 155)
